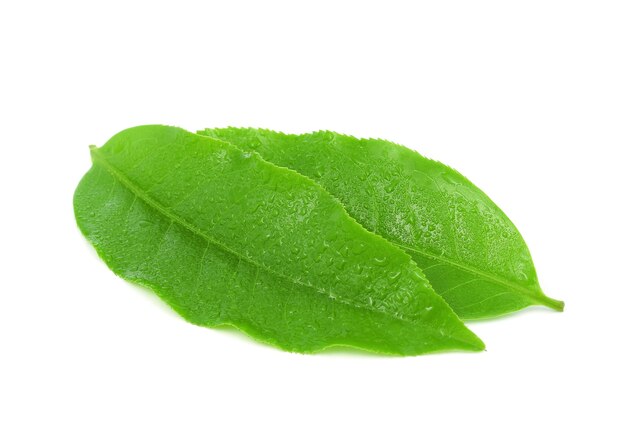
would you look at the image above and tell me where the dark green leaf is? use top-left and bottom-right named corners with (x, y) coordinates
top-left (199, 128), bottom-right (563, 319)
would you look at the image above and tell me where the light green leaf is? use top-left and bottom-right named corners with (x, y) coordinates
top-left (198, 128), bottom-right (563, 319)
top-left (74, 125), bottom-right (483, 355)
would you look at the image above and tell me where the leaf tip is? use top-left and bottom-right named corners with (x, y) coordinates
top-left (451, 326), bottom-right (486, 352)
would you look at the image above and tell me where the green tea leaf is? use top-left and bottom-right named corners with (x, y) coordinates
top-left (74, 125), bottom-right (484, 355)
top-left (198, 128), bottom-right (564, 319)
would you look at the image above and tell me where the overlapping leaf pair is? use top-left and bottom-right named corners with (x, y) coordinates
top-left (74, 125), bottom-right (563, 355)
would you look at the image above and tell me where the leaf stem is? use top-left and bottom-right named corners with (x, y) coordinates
top-left (537, 294), bottom-right (565, 312)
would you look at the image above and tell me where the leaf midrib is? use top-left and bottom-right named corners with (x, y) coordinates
top-left (393, 242), bottom-right (560, 309)
top-left (91, 150), bottom-right (461, 334)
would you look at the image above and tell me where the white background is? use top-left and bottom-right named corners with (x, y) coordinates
top-left (1, 1), bottom-right (624, 441)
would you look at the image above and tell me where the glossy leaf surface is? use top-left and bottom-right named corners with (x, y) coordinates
top-left (74, 125), bottom-right (484, 354)
top-left (199, 128), bottom-right (564, 319)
